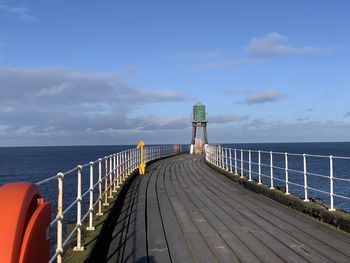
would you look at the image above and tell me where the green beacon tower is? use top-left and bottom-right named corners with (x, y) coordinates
top-left (190, 102), bottom-right (208, 154)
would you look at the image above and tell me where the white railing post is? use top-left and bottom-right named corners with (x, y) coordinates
top-left (303, 154), bottom-right (309, 202)
top-left (134, 149), bottom-right (136, 170)
top-left (223, 148), bottom-right (226, 170)
top-left (136, 149), bottom-right (139, 166)
top-left (220, 147), bottom-right (223, 168)
top-left (221, 147), bottom-right (224, 169)
top-left (218, 146), bottom-right (220, 167)
top-left (97, 158), bottom-right (103, 216)
top-left (126, 150), bottom-right (129, 175)
top-left (74, 165), bottom-right (84, 251)
top-left (248, 150), bottom-right (252, 181)
top-left (103, 157), bottom-right (109, 206)
top-left (329, 155), bottom-right (335, 211)
top-left (116, 153), bottom-right (120, 189)
top-left (124, 151), bottom-right (128, 177)
top-left (240, 149), bottom-right (243, 178)
top-left (119, 153), bottom-right (123, 185)
top-left (119, 152), bottom-right (122, 182)
top-left (258, 150), bottom-right (262, 185)
top-left (270, 151), bottom-right (274, 189)
top-left (217, 146), bottom-right (220, 167)
top-left (124, 151), bottom-right (127, 179)
top-left (87, 162), bottom-right (95, 230)
top-left (234, 149), bottom-right (238, 175)
top-left (56, 172), bottom-right (64, 263)
top-left (113, 154), bottom-right (117, 193)
top-left (225, 148), bottom-right (228, 171)
top-left (212, 146), bottom-right (215, 165)
top-left (285, 153), bottom-right (289, 195)
top-left (128, 150), bottom-right (131, 175)
top-left (122, 151), bottom-right (125, 181)
top-left (109, 155), bottom-right (113, 198)
top-left (207, 146), bottom-right (210, 162)
top-left (229, 148), bottom-right (233, 173)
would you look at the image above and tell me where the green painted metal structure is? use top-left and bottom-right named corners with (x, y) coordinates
top-left (193, 102), bottom-right (206, 122)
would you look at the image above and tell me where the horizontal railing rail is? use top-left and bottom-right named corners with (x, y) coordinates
top-left (205, 145), bottom-right (350, 213)
top-left (36, 144), bottom-right (181, 263)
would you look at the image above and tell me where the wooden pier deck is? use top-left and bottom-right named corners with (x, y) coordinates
top-left (87, 154), bottom-right (350, 263)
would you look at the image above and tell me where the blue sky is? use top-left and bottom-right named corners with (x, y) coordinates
top-left (0, 0), bottom-right (350, 146)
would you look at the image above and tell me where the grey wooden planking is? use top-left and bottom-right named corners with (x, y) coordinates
top-left (94, 154), bottom-right (350, 263)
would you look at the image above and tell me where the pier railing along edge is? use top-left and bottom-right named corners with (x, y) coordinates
top-left (36, 144), bottom-right (181, 263)
top-left (205, 145), bottom-right (350, 212)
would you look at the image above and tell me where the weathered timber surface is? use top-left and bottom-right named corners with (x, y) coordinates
top-left (87, 154), bottom-right (350, 263)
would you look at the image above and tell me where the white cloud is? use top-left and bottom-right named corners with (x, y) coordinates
top-left (246, 32), bottom-right (324, 57)
top-left (194, 32), bottom-right (326, 69)
top-left (246, 90), bottom-right (286, 105)
top-left (0, 66), bottom-right (186, 145)
top-left (140, 116), bottom-right (190, 130)
top-left (0, 4), bottom-right (37, 20)
top-left (209, 114), bottom-right (248, 124)
top-left (36, 82), bottom-right (74, 96)
top-left (209, 119), bottom-right (350, 144)
top-left (0, 104), bottom-right (14, 113)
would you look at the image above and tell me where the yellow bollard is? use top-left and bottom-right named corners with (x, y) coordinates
top-left (137, 140), bottom-right (146, 175)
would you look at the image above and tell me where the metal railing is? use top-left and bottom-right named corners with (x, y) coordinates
top-left (205, 145), bottom-right (350, 212)
top-left (36, 144), bottom-right (180, 263)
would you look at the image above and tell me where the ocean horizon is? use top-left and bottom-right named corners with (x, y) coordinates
top-left (1, 142), bottom-right (350, 213)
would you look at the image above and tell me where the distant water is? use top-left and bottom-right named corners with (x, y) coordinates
top-left (0, 145), bottom-right (133, 185)
top-left (1, 143), bottom-right (350, 213)
top-left (0, 145), bottom-right (135, 228)
top-left (222, 142), bottom-right (350, 212)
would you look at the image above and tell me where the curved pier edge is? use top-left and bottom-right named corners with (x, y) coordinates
top-left (205, 158), bottom-right (350, 234)
top-left (62, 153), bottom-right (180, 263)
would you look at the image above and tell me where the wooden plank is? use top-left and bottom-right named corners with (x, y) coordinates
top-left (179, 158), bottom-right (284, 263)
top-left (123, 175), bottom-right (148, 263)
top-left (171, 159), bottom-right (239, 263)
top-left (190, 157), bottom-right (350, 262)
top-left (157, 161), bottom-right (195, 263)
top-left (146, 161), bottom-right (171, 262)
top-left (105, 175), bottom-right (140, 262)
top-left (187, 159), bottom-right (332, 262)
top-left (193, 158), bottom-right (350, 259)
top-left (165, 160), bottom-right (218, 262)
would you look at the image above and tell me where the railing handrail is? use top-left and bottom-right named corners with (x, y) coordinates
top-left (225, 147), bottom-right (350, 159)
top-left (205, 145), bottom-right (350, 216)
top-left (35, 144), bottom-right (182, 263)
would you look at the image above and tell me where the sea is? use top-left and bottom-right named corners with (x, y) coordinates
top-left (1, 142), bottom-right (350, 218)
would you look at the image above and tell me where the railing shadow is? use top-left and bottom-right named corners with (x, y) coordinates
top-left (84, 172), bottom-right (140, 263)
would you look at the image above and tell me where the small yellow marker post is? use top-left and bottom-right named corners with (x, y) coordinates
top-left (137, 140), bottom-right (146, 175)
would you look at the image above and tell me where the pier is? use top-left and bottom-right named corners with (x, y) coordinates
top-left (2, 145), bottom-right (350, 263)
top-left (1, 102), bottom-right (350, 263)
top-left (83, 154), bottom-right (350, 263)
